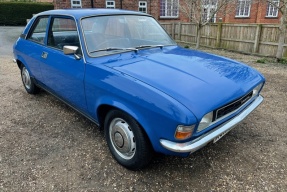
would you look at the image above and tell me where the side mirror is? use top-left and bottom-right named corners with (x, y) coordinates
top-left (63, 46), bottom-right (81, 60)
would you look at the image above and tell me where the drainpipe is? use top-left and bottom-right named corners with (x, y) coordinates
top-left (91, 0), bottom-right (94, 8)
top-left (120, 0), bottom-right (123, 9)
top-left (255, 0), bottom-right (259, 23)
top-left (149, 0), bottom-right (155, 14)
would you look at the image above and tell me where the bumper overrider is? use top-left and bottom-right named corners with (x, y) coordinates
top-left (160, 95), bottom-right (263, 153)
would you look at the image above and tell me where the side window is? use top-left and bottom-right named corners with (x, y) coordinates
top-left (47, 17), bottom-right (81, 52)
top-left (27, 17), bottom-right (49, 44)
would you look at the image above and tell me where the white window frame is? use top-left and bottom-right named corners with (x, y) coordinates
top-left (71, 0), bottom-right (82, 8)
top-left (139, 1), bottom-right (147, 13)
top-left (202, 0), bottom-right (218, 23)
top-left (106, 0), bottom-right (115, 9)
top-left (235, 0), bottom-right (251, 17)
top-left (266, 0), bottom-right (279, 17)
top-left (160, 0), bottom-right (179, 19)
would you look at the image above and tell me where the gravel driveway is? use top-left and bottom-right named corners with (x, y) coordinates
top-left (0, 26), bottom-right (286, 191)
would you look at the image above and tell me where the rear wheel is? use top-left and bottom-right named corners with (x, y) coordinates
top-left (104, 110), bottom-right (153, 170)
top-left (21, 65), bottom-right (40, 94)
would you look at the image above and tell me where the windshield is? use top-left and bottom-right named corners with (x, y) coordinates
top-left (81, 15), bottom-right (176, 56)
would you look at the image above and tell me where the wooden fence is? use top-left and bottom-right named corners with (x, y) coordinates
top-left (161, 22), bottom-right (286, 58)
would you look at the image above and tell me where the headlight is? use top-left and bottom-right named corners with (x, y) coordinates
top-left (174, 125), bottom-right (195, 140)
top-left (197, 112), bottom-right (213, 132)
top-left (253, 82), bottom-right (263, 96)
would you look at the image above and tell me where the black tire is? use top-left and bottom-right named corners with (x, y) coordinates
top-left (20, 65), bottom-right (40, 94)
top-left (104, 110), bottom-right (153, 170)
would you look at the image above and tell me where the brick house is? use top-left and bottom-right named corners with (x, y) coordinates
top-left (220, 0), bottom-right (281, 24)
top-left (53, 0), bottom-right (282, 24)
top-left (53, 0), bottom-right (186, 22)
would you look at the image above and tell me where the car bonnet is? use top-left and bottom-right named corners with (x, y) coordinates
top-left (102, 46), bottom-right (264, 119)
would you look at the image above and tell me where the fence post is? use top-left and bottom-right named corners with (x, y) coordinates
top-left (216, 22), bottom-right (222, 48)
top-left (171, 22), bottom-right (175, 39)
top-left (253, 24), bottom-right (262, 54)
top-left (178, 22), bottom-right (182, 42)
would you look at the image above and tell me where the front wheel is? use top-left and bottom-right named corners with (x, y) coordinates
top-left (104, 110), bottom-right (153, 170)
top-left (21, 65), bottom-right (39, 94)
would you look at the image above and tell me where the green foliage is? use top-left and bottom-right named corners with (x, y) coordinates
top-left (0, 2), bottom-right (54, 26)
top-left (0, 0), bottom-right (37, 2)
top-left (256, 58), bottom-right (267, 64)
top-left (278, 58), bottom-right (287, 64)
top-left (184, 45), bottom-right (190, 49)
top-left (257, 57), bottom-right (287, 65)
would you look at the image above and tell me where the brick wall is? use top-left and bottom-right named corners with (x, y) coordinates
top-left (54, 0), bottom-right (69, 9)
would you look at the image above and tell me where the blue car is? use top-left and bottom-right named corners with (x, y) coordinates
top-left (13, 9), bottom-right (265, 170)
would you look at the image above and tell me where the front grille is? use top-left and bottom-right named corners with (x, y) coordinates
top-left (215, 91), bottom-right (253, 120)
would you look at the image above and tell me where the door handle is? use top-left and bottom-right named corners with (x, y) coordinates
top-left (41, 52), bottom-right (48, 59)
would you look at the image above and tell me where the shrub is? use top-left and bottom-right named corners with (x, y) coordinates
top-left (0, 2), bottom-right (54, 26)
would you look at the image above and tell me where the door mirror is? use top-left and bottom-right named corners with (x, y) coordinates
top-left (63, 46), bottom-right (81, 60)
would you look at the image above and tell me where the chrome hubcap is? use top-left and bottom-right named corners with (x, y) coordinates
top-left (109, 118), bottom-right (136, 160)
top-left (21, 67), bottom-right (31, 90)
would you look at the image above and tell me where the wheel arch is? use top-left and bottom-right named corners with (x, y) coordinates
top-left (16, 59), bottom-right (24, 69)
top-left (15, 55), bottom-right (29, 71)
top-left (96, 104), bottom-right (154, 150)
top-left (97, 104), bottom-right (116, 128)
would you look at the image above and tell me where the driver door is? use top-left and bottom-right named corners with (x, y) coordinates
top-left (40, 16), bottom-right (87, 112)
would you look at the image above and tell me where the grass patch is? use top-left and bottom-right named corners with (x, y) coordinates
top-left (256, 58), bottom-right (268, 64)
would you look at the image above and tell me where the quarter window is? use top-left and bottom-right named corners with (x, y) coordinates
top-left (71, 0), bottom-right (82, 8)
top-left (27, 17), bottom-right (49, 44)
top-left (235, 0), bottom-right (251, 17)
top-left (160, 0), bottom-right (179, 18)
top-left (139, 1), bottom-right (147, 13)
top-left (106, 1), bottom-right (115, 9)
top-left (266, 0), bottom-right (279, 17)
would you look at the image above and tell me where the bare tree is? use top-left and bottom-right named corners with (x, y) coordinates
top-left (265, 0), bottom-right (287, 61)
top-left (180, 0), bottom-right (237, 49)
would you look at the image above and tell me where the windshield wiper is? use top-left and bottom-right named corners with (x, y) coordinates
top-left (135, 45), bottom-right (164, 49)
top-left (90, 47), bottom-right (138, 54)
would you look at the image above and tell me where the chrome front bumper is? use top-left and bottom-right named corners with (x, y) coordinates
top-left (160, 95), bottom-right (263, 153)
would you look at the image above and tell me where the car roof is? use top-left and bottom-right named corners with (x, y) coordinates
top-left (37, 9), bottom-right (150, 19)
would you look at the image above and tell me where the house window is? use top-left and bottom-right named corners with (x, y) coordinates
top-left (106, 1), bottom-right (115, 9)
top-left (160, 0), bottom-right (179, 18)
top-left (266, 0), bottom-right (279, 17)
top-left (71, 0), bottom-right (82, 8)
top-left (202, 0), bottom-right (218, 23)
top-left (139, 1), bottom-right (147, 13)
top-left (235, 0), bottom-right (251, 17)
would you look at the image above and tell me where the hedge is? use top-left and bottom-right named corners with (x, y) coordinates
top-left (0, 2), bottom-right (54, 26)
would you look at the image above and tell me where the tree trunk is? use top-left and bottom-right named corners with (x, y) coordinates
top-left (195, 23), bottom-right (201, 49)
top-left (276, 3), bottom-right (287, 60)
